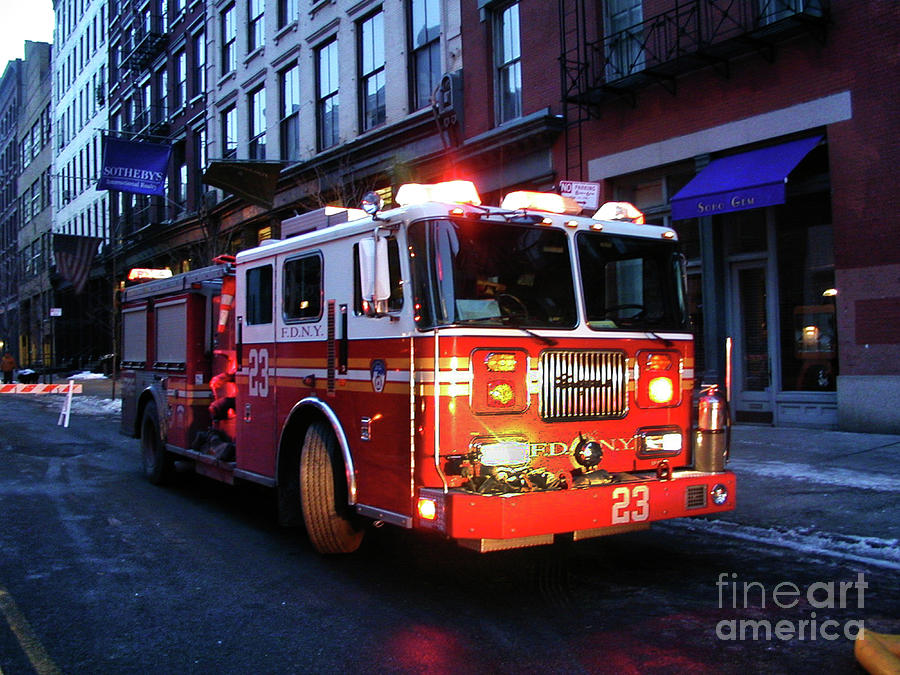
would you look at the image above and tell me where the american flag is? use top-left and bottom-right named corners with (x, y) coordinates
top-left (53, 234), bottom-right (102, 295)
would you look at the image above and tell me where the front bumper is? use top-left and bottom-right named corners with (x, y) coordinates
top-left (418, 470), bottom-right (736, 545)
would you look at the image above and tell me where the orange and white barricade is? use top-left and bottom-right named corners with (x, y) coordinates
top-left (0, 383), bottom-right (83, 394)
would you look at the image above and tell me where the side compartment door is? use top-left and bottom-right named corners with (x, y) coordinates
top-left (235, 262), bottom-right (277, 475)
top-left (120, 301), bottom-right (149, 435)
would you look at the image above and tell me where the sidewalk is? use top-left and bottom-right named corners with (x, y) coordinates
top-left (714, 424), bottom-right (900, 548)
top-left (729, 424), bottom-right (900, 476)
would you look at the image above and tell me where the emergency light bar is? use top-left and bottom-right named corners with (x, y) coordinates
top-left (593, 201), bottom-right (645, 224)
top-left (128, 268), bottom-right (173, 281)
top-left (395, 180), bottom-right (481, 206)
top-left (501, 191), bottom-right (582, 215)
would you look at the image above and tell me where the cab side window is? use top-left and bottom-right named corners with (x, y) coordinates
top-left (246, 264), bottom-right (273, 325)
top-left (283, 253), bottom-right (323, 321)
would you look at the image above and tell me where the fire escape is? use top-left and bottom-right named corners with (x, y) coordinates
top-left (113, 7), bottom-right (169, 233)
top-left (120, 10), bottom-right (169, 138)
top-left (558, 0), bottom-right (831, 180)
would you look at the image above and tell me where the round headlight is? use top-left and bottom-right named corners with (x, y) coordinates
top-left (574, 439), bottom-right (603, 468)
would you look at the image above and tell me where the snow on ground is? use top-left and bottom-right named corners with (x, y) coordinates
top-left (35, 373), bottom-right (122, 415)
top-left (729, 457), bottom-right (900, 494)
top-left (67, 395), bottom-right (122, 416)
top-left (62, 371), bottom-right (110, 380)
top-left (24, 388), bottom-right (122, 416)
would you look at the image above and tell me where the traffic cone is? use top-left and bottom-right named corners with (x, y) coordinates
top-left (855, 627), bottom-right (900, 675)
top-left (217, 275), bottom-right (235, 333)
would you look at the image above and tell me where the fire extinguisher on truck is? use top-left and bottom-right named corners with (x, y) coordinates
top-left (119, 180), bottom-right (734, 554)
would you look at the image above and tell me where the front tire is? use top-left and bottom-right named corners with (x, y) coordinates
top-left (300, 422), bottom-right (364, 554)
top-left (141, 401), bottom-right (172, 485)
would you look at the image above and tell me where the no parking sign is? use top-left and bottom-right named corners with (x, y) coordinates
top-left (558, 180), bottom-right (600, 211)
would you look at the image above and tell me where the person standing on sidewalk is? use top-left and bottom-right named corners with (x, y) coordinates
top-left (1, 352), bottom-right (15, 384)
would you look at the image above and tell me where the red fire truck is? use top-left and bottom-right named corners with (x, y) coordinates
top-left (120, 181), bottom-right (734, 554)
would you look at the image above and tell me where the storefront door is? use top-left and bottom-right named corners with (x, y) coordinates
top-left (730, 260), bottom-right (776, 423)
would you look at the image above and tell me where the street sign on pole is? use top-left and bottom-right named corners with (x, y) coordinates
top-left (559, 180), bottom-right (601, 211)
top-left (50, 308), bottom-right (62, 317)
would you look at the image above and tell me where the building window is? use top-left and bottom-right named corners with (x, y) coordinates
top-left (192, 127), bottom-right (205, 202)
top-left (139, 78), bottom-right (152, 128)
top-left (249, 86), bottom-right (266, 160)
top-left (32, 239), bottom-right (42, 275)
top-left (42, 169), bottom-right (52, 210)
top-left (221, 4), bottom-right (236, 74)
top-left (603, 0), bottom-right (643, 79)
top-left (174, 50), bottom-right (187, 110)
top-left (778, 193), bottom-right (836, 392)
top-left (178, 161), bottom-right (188, 205)
top-left (42, 105), bottom-right (52, 146)
top-left (222, 104), bottom-right (237, 158)
top-left (198, 123), bottom-right (207, 168)
top-left (316, 39), bottom-right (339, 151)
top-left (495, 2), bottom-right (521, 124)
top-left (110, 46), bottom-right (119, 86)
top-left (193, 32), bottom-right (206, 97)
top-left (157, 67), bottom-right (168, 119)
top-left (280, 63), bottom-right (300, 161)
top-left (21, 130), bottom-right (33, 170)
top-left (277, 0), bottom-right (298, 29)
top-left (359, 11), bottom-right (385, 131)
top-left (409, 0), bottom-right (441, 111)
top-left (248, 0), bottom-right (265, 52)
top-left (761, 0), bottom-right (805, 25)
top-left (32, 180), bottom-right (42, 217)
top-left (140, 4), bottom-right (153, 36)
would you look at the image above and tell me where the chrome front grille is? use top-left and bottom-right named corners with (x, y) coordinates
top-left (539, 350), bottom-right (627, 420)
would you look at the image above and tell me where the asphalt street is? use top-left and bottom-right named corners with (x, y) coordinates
top-left (0, 387), bottom-right (897, 673)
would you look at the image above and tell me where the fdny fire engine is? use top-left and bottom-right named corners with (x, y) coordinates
top-left (120, 181), bottom-right (734, 554)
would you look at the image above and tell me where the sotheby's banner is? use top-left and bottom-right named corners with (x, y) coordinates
top-left (97, 136), bottom-right (172, 196)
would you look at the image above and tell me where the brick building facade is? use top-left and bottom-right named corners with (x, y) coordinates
top-left (7, 0), bottom-right (894, 431)
top-left (546, 0), bottom-right (898, 431)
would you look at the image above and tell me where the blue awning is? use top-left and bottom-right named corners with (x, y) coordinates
top-left (670, 136), bottom-right (822, 220)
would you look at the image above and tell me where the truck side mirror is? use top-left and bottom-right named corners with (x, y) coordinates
top-left (358, 236), bottom-right (391, 316)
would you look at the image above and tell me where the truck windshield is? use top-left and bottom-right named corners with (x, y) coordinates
top-left (409, 218), bottom-right (577, 329)
top-left (576, 231), bottom-right (689, 332)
